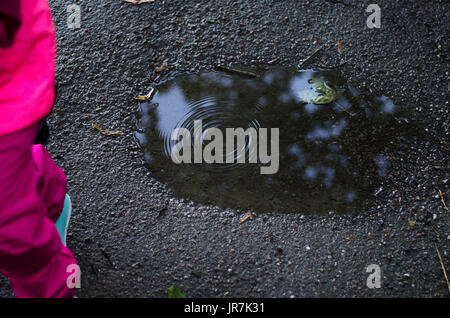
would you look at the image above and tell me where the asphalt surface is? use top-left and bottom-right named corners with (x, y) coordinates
top-left (0, 0), bottom-right (448, 297)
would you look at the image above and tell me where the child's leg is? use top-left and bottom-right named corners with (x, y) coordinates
top-left (0, 123), bottom-right (78, 298)
top-left (30, 142), bottom-right (66, 222)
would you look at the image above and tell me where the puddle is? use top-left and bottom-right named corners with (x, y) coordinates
top-left (134, 67), bottom-right (421, 214)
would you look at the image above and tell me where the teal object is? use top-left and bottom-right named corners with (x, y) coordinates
top-left (55, 194), bottom-right (72, 246)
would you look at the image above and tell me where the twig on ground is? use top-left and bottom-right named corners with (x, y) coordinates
top-left (239, 212), bottom-right (253, 224)
top-left (298, 47), bottom-right (323, 69)
top-left (216, 65), bottom-right (258, 78)
top-left (435, 244), bottom-right (450, 292)
top-left (324, 0), bottom-right (356, 7)
top-left (438, 189), bottom-right (450, 212)
top-left (430, 225), bottom-right (440, 237)
top-left (334, 101), bottom-right (355, 116)
top-left (432, 166), bottom-right (449, 171)
top-left (374, 187), bottom-right (383, 197)
top-left (267, 57), bottom-right (279, 65)
top-left (100, 248), bottom-right (116, 268)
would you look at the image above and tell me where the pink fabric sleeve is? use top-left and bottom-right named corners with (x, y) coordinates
top-left (0, 0), bottom-right (56, 136)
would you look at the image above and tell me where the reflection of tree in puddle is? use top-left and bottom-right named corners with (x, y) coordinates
top-left (135, 67), bottom-right (420, 214)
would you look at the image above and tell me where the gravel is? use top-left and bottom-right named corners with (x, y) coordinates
top-left (0, 0), bottom-right (448, 297)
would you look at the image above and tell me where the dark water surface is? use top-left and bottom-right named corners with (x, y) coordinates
top-left (135, 67), bottom-right (420, 214)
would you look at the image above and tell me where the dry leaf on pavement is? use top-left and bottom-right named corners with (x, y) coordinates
top-left (155, 60), bottom-right (168, 73)
top-left (337, 40), bottom-right (343, 54)
top-left (122, 0), bottom-right (154, 4)
top-left (92, 124), bottom-right (125, 136)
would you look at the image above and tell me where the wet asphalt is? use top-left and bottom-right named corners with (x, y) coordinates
top-left (0, 0), bottom-right (448, 297)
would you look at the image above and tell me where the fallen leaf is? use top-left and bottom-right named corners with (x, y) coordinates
top-left (239, 212), bottom-right (253, 224)
top-left (92, 124), bottom-right (125, 136)
top-left (316, 38), bottom-right (323, 45)
top-left (134, 87), bottom-right (155, 101)
top-left (122, 0), bottom-right (154, 4)
top-left (408, 220), bottom-right (416, 227)
top-left (268, 57), bottom-right (279, 65)
top-left (337, 41), bottom-right (343, 54)
top-left (155, 60), bottom-right (168, 73)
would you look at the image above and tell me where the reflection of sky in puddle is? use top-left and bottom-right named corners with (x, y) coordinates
top-left (375, 154), bottom-right (390, 177)
top-left (134, 67), bottom-right (419, 214)
top-left (288, 144), bottom-right (306, 169)
top-left (152, 86), bottom-right (190, 136)
top-left (303, 165), bottom-right (335, 188)
top-left (304, 103), bottom-right (321, 115)
top-left (306, 119), bottom-right (347, 141)
top-left (376, 96), bottom-right (396, 113)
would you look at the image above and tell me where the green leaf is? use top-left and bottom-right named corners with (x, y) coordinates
top-left (168, 285), bottom-right (186, 298)
top-left (307, 78), bottom-right (344, 105)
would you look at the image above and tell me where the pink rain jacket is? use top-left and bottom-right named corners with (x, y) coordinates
top-left (0, 0), bottom-right (77, 298)
top-left (0, 0), bottom-right (56, 136)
